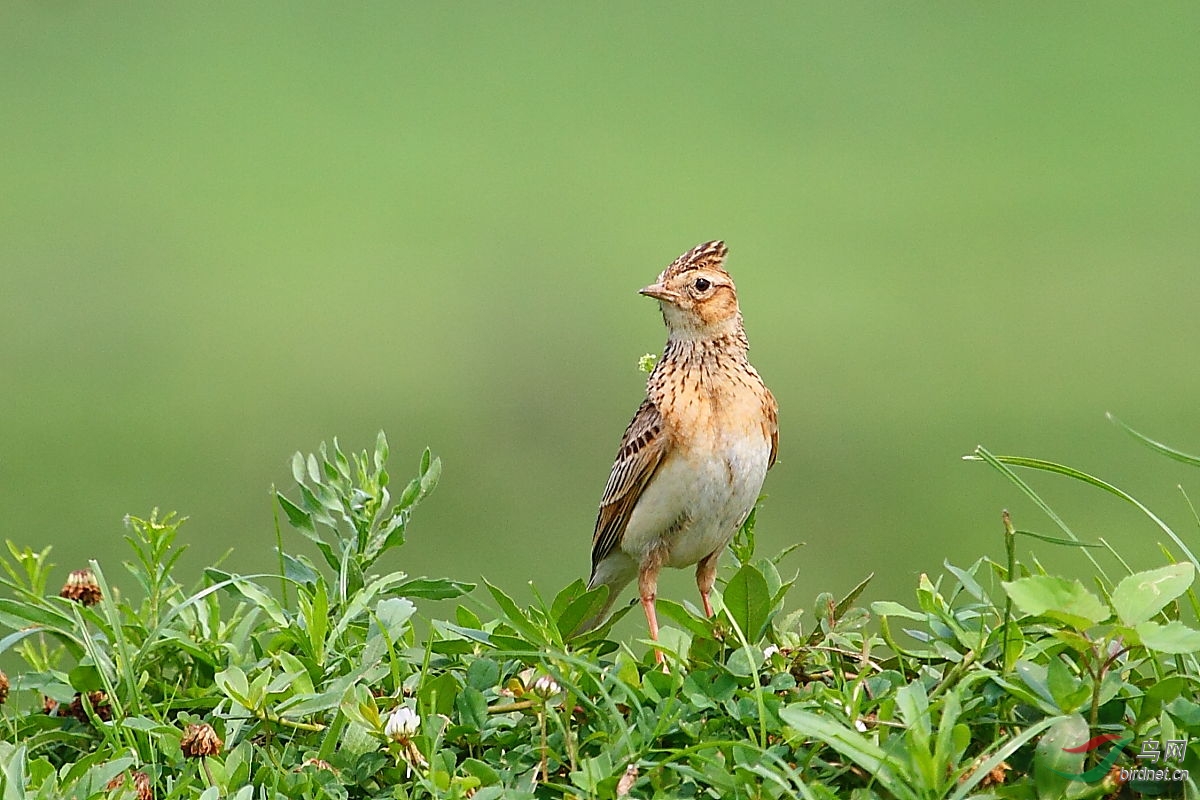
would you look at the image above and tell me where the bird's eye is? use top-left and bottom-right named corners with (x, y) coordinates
top-left (693, 277), bottom-right (711, 292)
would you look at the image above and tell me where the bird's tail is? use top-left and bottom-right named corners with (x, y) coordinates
top-left (570, 572), bottom-right (634, 637)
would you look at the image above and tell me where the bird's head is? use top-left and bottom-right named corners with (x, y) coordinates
top-left (640, 240), bottom-right (742, 340)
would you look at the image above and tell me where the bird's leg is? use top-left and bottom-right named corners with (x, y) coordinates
top-left (638, 557), bottom-right (665, 665)
top-left (696, 550), bottom-right (721, 618)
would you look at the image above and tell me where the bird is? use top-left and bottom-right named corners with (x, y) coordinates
top-left (576, 240), bottom-right (778, 663)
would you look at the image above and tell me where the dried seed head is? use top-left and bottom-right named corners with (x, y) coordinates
top-left (106, 770), bottom-right (153, 800)
top-left (180, 722), bottom-right (223, 758)
top-left (617, 764), bottom-right (639, 797)
top-left (985, 762), bottom-right (1012, 787)
top-left (133, 771), bottom-right (154, 800)
top-left (69, 691), bottom-right (112, 723)
top-left (0, 670), bottom-right (8, 705)
top-left (60, 568), bottom-right (102, 606)
top-left (960, 757), bottom-right (1011, 788)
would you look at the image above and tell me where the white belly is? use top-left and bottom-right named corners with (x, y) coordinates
top-left (620, 433), bottom-right (772, 568)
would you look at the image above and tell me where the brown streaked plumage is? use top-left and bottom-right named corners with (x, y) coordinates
top-left (577, 241), bottom-right (778, 664)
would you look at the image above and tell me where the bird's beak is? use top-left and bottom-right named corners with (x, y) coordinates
top-left (639, 282), bottom-right (677, 303)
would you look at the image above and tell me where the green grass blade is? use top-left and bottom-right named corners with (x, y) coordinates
top-left (1108, 413), bottom-right (1200, 467)
top-left (965, 447), bottom-right (1108, 579)
top-left (780, 707), bottom-right (920, 800)
top-left (948, 715), bottom-right (1067, 800)
top-left (973, 447), bottom-right (1199, 569)
top-left (1014, 530), bottom-right (1104, 548)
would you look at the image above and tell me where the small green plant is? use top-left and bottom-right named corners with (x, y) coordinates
top-left (0, 419), bottom-right (1197, 798)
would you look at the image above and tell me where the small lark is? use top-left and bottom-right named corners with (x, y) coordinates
top-left (577, 241), bottom-right (778, 661)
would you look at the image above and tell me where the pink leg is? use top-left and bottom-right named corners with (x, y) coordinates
top-left (638, 561), bottom-right (665, 665)
top-left (696, 550), bottom-right (720, 618)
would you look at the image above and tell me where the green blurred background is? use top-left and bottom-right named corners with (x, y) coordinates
top-left (3, 4), bottom-right (1199, 625)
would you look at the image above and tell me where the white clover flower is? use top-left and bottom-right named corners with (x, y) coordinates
top-left (531, 675), bottom-right (561, 699)
top-left (385, 705), bottom-right (421, 741)
top-left (762, 645), bottom-right (780, 659)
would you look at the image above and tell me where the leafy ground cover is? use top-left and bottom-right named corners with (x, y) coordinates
top-left (1, 423), bottom-right (1198, 798)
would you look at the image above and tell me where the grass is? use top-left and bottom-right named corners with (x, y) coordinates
top-left (0, 426), bottom-right (1198, 799)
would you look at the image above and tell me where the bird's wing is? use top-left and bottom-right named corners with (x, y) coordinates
top-left (590, 398), bottom-right (668, 573)
top-left (765, 388), bottom-right (779, 469)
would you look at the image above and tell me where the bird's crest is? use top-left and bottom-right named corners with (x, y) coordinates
top-left (661, 240), bottom-right (728, 279)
